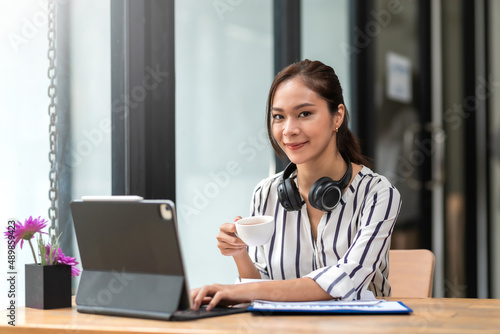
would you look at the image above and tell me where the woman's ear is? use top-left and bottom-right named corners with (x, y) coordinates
top-left (335, 104), bottom-right (345, 129)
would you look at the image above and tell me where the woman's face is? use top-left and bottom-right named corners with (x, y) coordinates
top-left (271, 78), bottom-right (341, 166)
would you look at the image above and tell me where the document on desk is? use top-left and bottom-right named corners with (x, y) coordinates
top-left (248, 299), bottom-right (412, 315)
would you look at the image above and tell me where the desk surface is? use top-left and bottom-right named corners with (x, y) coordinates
top-left (2, 298), bottom-right (500, 334)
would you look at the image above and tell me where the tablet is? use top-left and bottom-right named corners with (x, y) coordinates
top-left (71, 199), bottom-right (247, 321)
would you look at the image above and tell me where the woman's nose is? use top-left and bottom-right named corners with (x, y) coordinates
top-left (283, 118), bottom-right (300, 137)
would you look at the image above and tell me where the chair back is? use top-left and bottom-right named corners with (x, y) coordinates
top-left (389, 249), bottom-right (435, 298)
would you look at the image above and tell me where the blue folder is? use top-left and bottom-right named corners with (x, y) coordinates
top-left (248, 300), bottom-right (412, 315)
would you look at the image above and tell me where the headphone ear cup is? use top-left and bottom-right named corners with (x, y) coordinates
top-left (278, 178), bottom-right (302, 211)
top-left (309, 177), bottom-right (342, 211)
top-left (285, 178), bottom-right (302, 211)
top-left (277, 181), bottom-right (289, 210)
top-left (278, 163), bottom-right (303, 211)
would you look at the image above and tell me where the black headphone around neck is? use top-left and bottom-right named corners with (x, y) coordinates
top-left (277, 156), bottom-right (352, 212)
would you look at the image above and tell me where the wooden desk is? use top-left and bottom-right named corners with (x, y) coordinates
top-left (2, 298), bottom-right (500, 334)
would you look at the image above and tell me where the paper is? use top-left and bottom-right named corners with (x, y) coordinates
top-left (235, 278), bottom-right (270, 284)
top-left (253, 299), bottom-right (382, 307)
top-left (386, 52), bottom-right (412, 103)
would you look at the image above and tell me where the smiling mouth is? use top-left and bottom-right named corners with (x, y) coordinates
top-left (285, 142), bottom-right (306, 150)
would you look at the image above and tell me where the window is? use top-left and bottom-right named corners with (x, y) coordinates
top-left (175, 0), bottom-right (274, 288)
top-left (1, 0), bottom-right (54, 308)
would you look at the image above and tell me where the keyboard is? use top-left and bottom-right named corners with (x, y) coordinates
top-left (171, 305), bottom-right (248, 321)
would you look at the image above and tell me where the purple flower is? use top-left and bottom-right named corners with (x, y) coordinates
top-left (3, 216), bottom-right (48, 249)
top-left (5, 215), bottom-right (81, 276)
top-left (45, 245), bottom-right (81, 277)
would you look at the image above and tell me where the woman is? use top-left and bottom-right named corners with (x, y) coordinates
top-left (192, 59), bottom-right (401, 311)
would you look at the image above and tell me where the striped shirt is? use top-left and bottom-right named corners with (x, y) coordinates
top-left (248, 166), bottom-right (401, 300)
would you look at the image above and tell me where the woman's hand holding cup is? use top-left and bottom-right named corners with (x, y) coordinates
top-left (217, 215), bottom-right (275, 257)
top-left (216, 216), bottom-right (248, 257)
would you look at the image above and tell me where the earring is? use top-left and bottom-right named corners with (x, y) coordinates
top-left (335, 127), bottom-right (339, 133)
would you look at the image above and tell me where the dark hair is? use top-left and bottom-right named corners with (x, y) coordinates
top-left (266, 59), bottom-right (371, 167)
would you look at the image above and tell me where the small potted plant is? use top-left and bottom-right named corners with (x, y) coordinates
top-left (4, 216), bottom-right (80, 309)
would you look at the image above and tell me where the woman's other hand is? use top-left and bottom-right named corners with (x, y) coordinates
top-left (191, 283), bottom-right (253, 311)
top-left (190, 278), bottom-right (331, 311)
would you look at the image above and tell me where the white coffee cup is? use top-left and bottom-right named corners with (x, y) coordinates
top-left (235, 215), bottom-right (274, 246)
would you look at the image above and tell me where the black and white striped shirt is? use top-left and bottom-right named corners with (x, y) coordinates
top-left (248, 166), bottom-right (401, 300)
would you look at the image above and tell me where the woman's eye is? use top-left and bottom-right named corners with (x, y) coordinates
top-left (299, 111), bottom-right (311, 117)
top-left (272, 114), bottom-right (284, 120)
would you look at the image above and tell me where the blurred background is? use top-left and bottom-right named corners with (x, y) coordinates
top-left (1, 0), bottom-right (499, 308)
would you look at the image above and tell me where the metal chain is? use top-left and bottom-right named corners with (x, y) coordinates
top-left (47, 0), bottom-right (58, 244)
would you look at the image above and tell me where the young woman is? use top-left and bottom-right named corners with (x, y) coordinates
top-left (192, 59), bottom-right (401, 311)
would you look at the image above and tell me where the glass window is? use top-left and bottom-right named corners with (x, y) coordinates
top-left (0, 0), bottom-right (52, 308)
top-left (0, 0), bottom-right (112, 307)
top-left (68, 0), bottom-right (111, 199)
top-left (301, 0), bottom-right (351, 121)
top-left (66, 0), bottom-right (112, 287)
top-left (175, 0), bottom-right (274, 288)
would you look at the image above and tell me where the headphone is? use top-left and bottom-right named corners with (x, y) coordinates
top-left (277, 156), bottom-right (352, 212)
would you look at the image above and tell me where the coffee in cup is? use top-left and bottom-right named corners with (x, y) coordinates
top-left (235, 215), bottom-right (274, 246)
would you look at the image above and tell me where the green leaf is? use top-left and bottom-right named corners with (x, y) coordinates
top-left (37, 235), bottom-right (46, 266)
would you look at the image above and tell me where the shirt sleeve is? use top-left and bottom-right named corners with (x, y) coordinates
top-left (305, 179), bottom-right (401, 300)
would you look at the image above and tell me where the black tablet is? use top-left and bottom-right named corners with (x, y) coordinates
top-left (71, 198), bottom-right (247, 321)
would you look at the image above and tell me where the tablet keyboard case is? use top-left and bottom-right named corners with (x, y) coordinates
top-left (71, 200), bottom-right (191, 320)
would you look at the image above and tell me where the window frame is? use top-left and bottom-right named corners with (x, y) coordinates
top-left (110, 0), bottom-right (176, 201)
